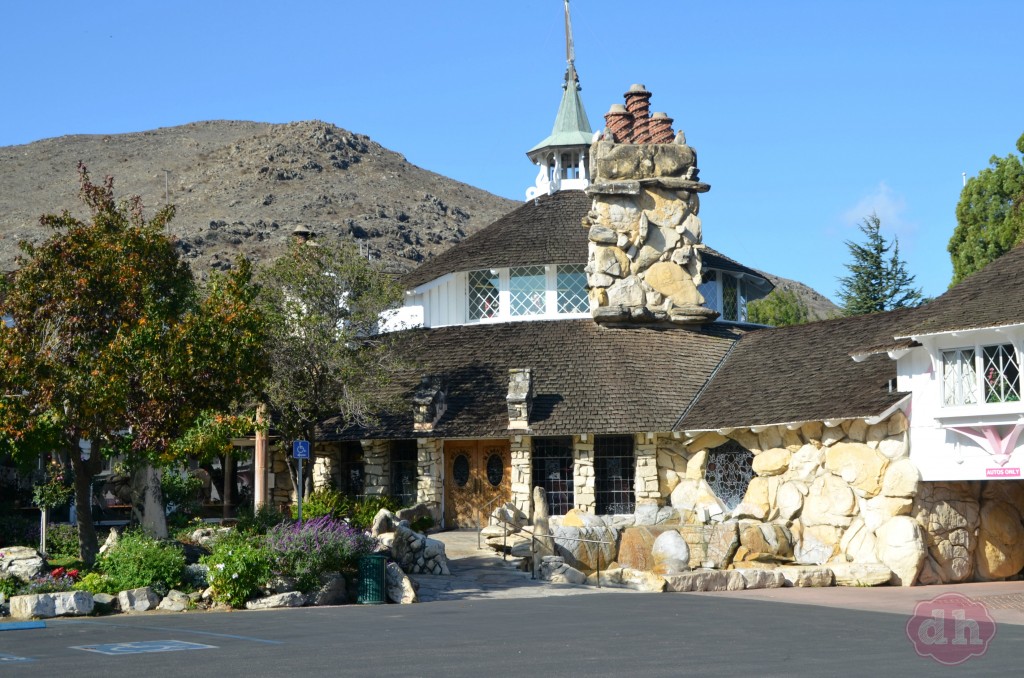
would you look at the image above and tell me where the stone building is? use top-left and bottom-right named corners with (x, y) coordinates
top-left (264, 18), bottom-right (1024, 587)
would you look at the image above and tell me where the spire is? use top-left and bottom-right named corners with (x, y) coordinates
top-left (525, 0), bottom-right (593, 198)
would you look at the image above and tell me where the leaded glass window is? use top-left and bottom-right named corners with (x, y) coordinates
top-left (704, 440), bottom-right (754, 511)
top-left (698, 271), bottom-right (719, 313)
top-left (510, 266), bottom-right (546, 316)
top-left (557, 264), bottom-right (588, 314)
top-left (983, 344), bottom-right (1020, 403)
top-left (943, 348), bottom-right (977, 406)
top-left (532, 436), bottom-right (573, 515)
top-left (722, 274), bottom-right (738, 321)
top-left (468, 269), bottom-right (499, 320)
top-left (390, 440), bottom-right (418, 507)
top-left (595, 435), bottom-right (635, 514)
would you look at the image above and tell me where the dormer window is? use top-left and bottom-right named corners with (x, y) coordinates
top-left (464, 265), bottom-right (590, 324)
top-left (698, 271), bottom-right (749, 322)
top-left (942, 343), bottom-right (1020, 406)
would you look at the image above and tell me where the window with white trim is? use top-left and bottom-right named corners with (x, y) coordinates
top-left (700, 270), bottom-right (748, 322)
top-left (557, 264), bottom-right (588, 313)
top-left (510, 266), bottom-right (546, 317)
top-left (465, 265), bottom-right (589, 322)
top-left (468, 269), bottom-right (499, 320)
top-left (942, 343), bottom-right (1020, 406)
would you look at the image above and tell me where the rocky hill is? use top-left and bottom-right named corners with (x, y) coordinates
top-left (0, 120), bottom-right (519, 276)
top-left (0, 119), bottom-right (838, 317)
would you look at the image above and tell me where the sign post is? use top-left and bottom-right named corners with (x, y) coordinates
top-left (292, 440), bottom-right (310, 523)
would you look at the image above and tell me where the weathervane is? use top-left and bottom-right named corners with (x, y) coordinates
top-left (564, 0), bottom-right (579, 89)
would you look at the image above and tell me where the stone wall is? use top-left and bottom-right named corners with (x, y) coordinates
top-left (510, 436), bottom-right (532, 516)
top-left (361, 439), bottom-right (389, 496)
top-left (416, 438), bottom-right (443, 510)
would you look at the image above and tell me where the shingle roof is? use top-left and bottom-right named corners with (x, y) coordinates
top-left (400, 189), bottom-right (770, 292)
top-left (677, 310), bottom-right (913, 431)
top-left (320, 319), bottom-right (743, 440)
top-left (893, 241), bottom-right (1024, 338)
top-left (399, 191), bottom-right (591, 289)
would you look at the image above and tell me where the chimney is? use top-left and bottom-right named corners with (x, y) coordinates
top-left (603, 104), bottom-right (633, 143)
top-left (648, 112), bottom-right (675, 144)
top-left (412, 376), bottom-right (446, 432)
top-left (506, 368), bottom-right (534, 431)
top-left (624, 84), bottom-right (652, 144)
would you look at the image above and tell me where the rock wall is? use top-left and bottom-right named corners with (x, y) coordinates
top-left (361, 440), bottom-right (389, 496)
top-left (573, 436), bottom-right (596, 512)
top-left (510, 436), bottom-right (532, 516)
top-left (415, 438), bottom-right (442, 509)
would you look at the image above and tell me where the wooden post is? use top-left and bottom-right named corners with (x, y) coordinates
top-left (254, 404), bottom-right (268, 509)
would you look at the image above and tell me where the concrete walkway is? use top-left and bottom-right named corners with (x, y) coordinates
top-left (416, 530), bottom-right (1024, 626)
top-left (409, 529), bottom-right (630, 602)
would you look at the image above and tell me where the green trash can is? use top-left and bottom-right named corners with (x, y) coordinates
top-left (358, 555), bottom-right (387, 604)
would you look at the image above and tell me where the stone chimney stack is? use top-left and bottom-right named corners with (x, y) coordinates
top-left (412, 376), bottom-right (447, 432)
top-left (506, 368), bottom-right (534, 431)
top-left (624, 84), bottom-right (652, 144)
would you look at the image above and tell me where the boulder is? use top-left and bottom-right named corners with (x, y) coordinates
top-left (538, 556), bottom-right (588, 585)
top-left (912, 481), bottom-right (980, 584)
top-left (588, 567), bottom-right (667, 592)
top-left (795, 523), bottom-right (842, 565)
top-left (705, 521), bottom-right (740, 569)
top-left (311, 573), bottom-right (348, 606)
top-left (385, 561), bottom-right (418, 603)
top-left (651, 530), bottom-right (690, 575)
top-left (633, 504), bottom-right (684, 526)
top-left (874, 516), bottom-right (926, 586)
top-left (552, 526), bottom-right (619, 572)
top-left (734, 568), bottom-right (785, 590)
top-left (776, 481), bottom-right (806, 521)
top-left (118, 586), bottom-right (161, 612)
top-left (396, 502), bottom-right (435, 527)
top-left (858, 494), bottom-right (914, 532)
top-left (777, 565), bottom-right (834, 587)
top-left (824, 443), bottom-right (888, 498)
top-left (245, 591), bottom-right (307, 610)
top-left (0, 546), bottom-right (44, 582)
top-left (370, 509), bottom-right (397, 537)
top-left (156, 589), bottom-right (190, 612)
top-left (99, 528), bottom-right (120, 555)
top-left (802, 473), bottom-right (856, 528)
top-left (839, 518), bottom-right (879, 564)
top-left (732, 476), bottom-right (770, 521)
top-left (10, 591), bottom-right (94, 619)
top-left (976, 500), bottom-right (1024, 580)
top-left (752, 448), bottom-right (791, 477)
top-left (829, 563), bottom-right (893, 587)
top-left (662, 569), bottom-right (745, 592)
top-left (617, 526), bottom-right (682, 571)
top-left (561, 508), bottom-right (606, 528)
top-left (92, 592), bottom-right (119, 613)
top-left (739, 523), bottom-right (793, 560)
top-left (881, 459), bottom-right (920, 498)
top-left (670, 479), bottom-right (728, 522)
top-left (492, 502), bottom-right (529, 531)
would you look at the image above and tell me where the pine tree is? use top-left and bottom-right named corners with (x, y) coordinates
top-left (837, 214), bottom-right (922, 315)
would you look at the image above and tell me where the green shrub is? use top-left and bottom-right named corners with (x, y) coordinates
top-left (201, 531), bottom-right (272, 608)
top-left (0, 575), bottom-right (21, 599)
top-left (97, 530), bottom-right (185, 595)
top-left (45, 523), bottom-right (80, 559)
top-left (410, 515), bottom-right (434, 533)
top-left (236, 503), bottom-right (290, 535)
top-left (161, 467), bottom-right (203, 518)
top-left (349, 496), bottom-right (401, 530)
top-left (266, 516), bottom-right (377, 592)
top-left (292, 488), bottom-right (351, 521)
top-left (73, 571), bottom-right (119, 595)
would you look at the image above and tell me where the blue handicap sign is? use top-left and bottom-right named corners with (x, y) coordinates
top-left (292, 440), bottom-right (310, 459)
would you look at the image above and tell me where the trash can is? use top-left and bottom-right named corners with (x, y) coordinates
top-left (357, 555), bottom-right (386, 604)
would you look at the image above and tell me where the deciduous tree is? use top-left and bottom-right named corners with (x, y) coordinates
top-left (948, 133), bottom-right (1024, 285)
top-left (746, 288), bottom-right (810, 327)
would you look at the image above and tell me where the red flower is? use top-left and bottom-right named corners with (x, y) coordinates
top-left (51, 567), bottom-right (66, 578)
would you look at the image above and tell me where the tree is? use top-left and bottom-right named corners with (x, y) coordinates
top-left (948, 133), bottom-right (1024, 285)
top-left (837, 214), bottom-right (922, 316)
top-left (259, 240), bottom-right (406, 501)
top-left (747, 289), bottom-right (810, 327)
top-left (0, 166), bottom-right (269, 563)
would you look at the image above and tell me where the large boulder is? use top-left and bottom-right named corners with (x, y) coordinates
top-left (118, 586), bottom-right (161, 612)
top-left (874, 516), bottom-right (926, 586)
top-left (663, 569), bottom-right (745, 592)
top-left (975, 500), bottom-right (1024, 580)
top-left (10, 591), bottom-right (94, 619)
top-left (802, 474), bottom-right (857, 528)
top-left (824, 443), bottom-right (889, 498)
top-left (552, 526), bottom-right (619, 572)
top-left (775, 481), bottom-right (806, 521)
top-left (739, 523), bottom-right (793, 561)
top-left (617, 526), bottom-right (682, 571)
top-left (156, 589), bottom-right (190, 612)
top-left (311, 573), bottom-right (348, 606)
top-left (538, 556), bottom-right (587, 585)
top-left (651, 530), bottom-right (690, 575)
top-left (370, 509), bottom-right (397, 538)
top-left (385, 561), bottom-right (418, 603)
top-left (777, 565), bottom-right (834, 587)
top-left (245, 591), bottom-right (307, 609)
top-left (587, 567), bottom-right (666, 592)
top-left (0, 546), bottom-right (44, 582)
top-left (734, 568), bottom-right (785, 590)
top-left (561, 509), bottom-right (606, 528)
top-left (839, 518), bottom-right (879, 564)
top-left (732, 477), bottom-right (770, 521)
top-left (752, 448), bottom-right (791, 477)
top-left (829, 562), bottom-right (893, 587)
top-left (670, 479), bottom-right (728, 522)
top-left (912, 481), bottom-right (980, 584)
top-left (396, 502), bottom-right (435, 528)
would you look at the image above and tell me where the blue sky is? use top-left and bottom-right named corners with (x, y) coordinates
top-left (3, 0), bottom-right (1021, 302)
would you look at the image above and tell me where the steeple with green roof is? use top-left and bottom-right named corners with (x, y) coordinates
top-left (525, 0), bottom-right (593, 199)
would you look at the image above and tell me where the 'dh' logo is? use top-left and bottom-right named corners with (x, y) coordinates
top-left (906, 593), bottom-right (996, 665)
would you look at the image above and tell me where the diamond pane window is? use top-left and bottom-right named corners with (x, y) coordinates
top-left (722, 274), bottom-right (738, 321)
top-left (698, 271), bottom-right (719, 313)
top-left (983, 344), bottom-right (1020, 403)
top-left (704, 440), bottom-right (754, 511)
top-left (468, 269), bottom-right (500, 320)
top-left (557, 264), bottom-right (588, 314)
top-left (510, 266), bottom-right (546, 316)
top-left (942, 348), bottom-right (977, 406)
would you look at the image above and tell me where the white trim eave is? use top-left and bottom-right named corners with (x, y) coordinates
top-left (681, 402), bottom-right (910, 435)
top-left (409, 272), bottom-right (456, 296)
top-left (864, 394), bottom-right (912, 425)
top-left (898, 321), bottom-right (1024, 342)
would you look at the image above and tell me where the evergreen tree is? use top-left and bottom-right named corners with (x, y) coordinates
top-left (947, 133), bottom-right (1024, 285)
top-left (837, 214), bottom-right (922, 316)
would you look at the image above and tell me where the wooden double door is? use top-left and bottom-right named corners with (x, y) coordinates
top-left (444, 440), bottom-right (511, 528)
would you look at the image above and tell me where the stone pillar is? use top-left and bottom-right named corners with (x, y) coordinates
top-left (510, 436), bottom-right (532, 517)
top-left (573, 435), bottom-right (596, 512)
top-left (361, 440), bottom-right (389, 496)
top-left (634, 433), bottom-right (662, 506)
top-left (270, 444), bottom-right (293, 510)
top-left (416, 438), bottom-right (443, 510)
top-left (311, 442), bottom-right (336, 491)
